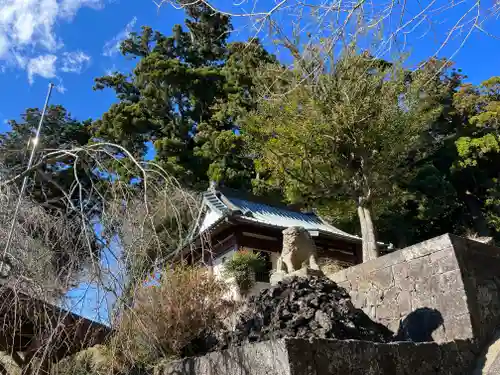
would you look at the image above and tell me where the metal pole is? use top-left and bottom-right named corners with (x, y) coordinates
top-left (1, 83), bottom-right (55, 275)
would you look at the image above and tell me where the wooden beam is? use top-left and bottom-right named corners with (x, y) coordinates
top-left (316, 249), bottom-right (356, 264)
top-left (241, 232), bottom-right (278, 241)
top-left (238, 235), bottom-right (282, 253)
top-left (314, 237), bottom-right (357, 252)
top-left (233, 223), bottom-right (284, 240)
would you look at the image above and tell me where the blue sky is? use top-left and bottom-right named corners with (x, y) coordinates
top-left (0, 0), bottom-right (188, 129)
top-left (0, 0), bottom-right (499, 130)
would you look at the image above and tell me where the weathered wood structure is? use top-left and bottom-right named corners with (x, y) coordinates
top-left (0, 285), bottom-right (111, 375)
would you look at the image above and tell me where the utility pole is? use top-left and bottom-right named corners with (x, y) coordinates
top-left (0, 83), bottom-right (55, 276)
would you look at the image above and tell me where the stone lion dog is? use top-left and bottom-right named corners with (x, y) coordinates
top-left (277, 226), bottom-right (320, 273)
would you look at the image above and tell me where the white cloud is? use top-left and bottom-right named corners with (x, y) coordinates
top-left (60, 0), bottom-right (102, 18)
top-left (13, 52), bottom-right (27, 68)
top-left (61, 51), bottom-right (91, 73)
top-left (0, 0), bottom-right (104, 81)
top-left (104, 63), bottom-right (117, 76)
top-left (14, 12), bottom-right (35, 45)
top-left (0, 35), bottom-right (8, 59)
top-left (55, 81), bottom-right (67, 93)
top-left (27, 54), bottom-right (57, 84)
top-left (0, 0), bottom-right (61, 52)
top-left (103, 16), bottom-right (137, 57)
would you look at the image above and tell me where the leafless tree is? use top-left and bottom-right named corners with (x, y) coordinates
top-left (0, 142), bottom-right (209, 374)
top-left (159, 0), bottom-right (500, 78)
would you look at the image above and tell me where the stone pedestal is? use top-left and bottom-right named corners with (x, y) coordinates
top-left (270, 271), bottom-right (287, 286)
top-left (270, 267), bottom-right (325, 286)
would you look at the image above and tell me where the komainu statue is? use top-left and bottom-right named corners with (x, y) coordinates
top-left (277, 226), bottom-right (320, 273)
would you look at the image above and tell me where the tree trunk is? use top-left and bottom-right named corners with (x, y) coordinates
top-left (357, 205), bottom-right (368, 261)
top-left (363, 206), bottom-right (379, 259)
top-left (357, 204), bottom-right (379, 262)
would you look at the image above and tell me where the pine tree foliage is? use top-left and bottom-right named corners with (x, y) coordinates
top-left (93, 3), bottom-right (276, 190)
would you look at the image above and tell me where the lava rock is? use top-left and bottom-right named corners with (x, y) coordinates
top-left (215, 276), bottom-right (393, 350)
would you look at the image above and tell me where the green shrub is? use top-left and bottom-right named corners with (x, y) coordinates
top-left (223, 250), bottom-right (266, 294)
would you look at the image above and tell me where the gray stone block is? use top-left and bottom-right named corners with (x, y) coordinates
top-left (157, 338), bottom-right (476, 375)
top-left (429, 247), bottom-right (459, 274)
top-left (401, 234), bottom-right (454, 261)
top-left (332, 233), bottom-right (500, 346)
top-left (156, 340), bottom-right (290, 375)
top-left (159, 234), bottom-right (500, 375)
top-left (370, 267), bottom-right (394, 290)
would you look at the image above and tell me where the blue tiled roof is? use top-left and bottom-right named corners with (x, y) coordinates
top-left (202, 188), bottom-right (361, 241)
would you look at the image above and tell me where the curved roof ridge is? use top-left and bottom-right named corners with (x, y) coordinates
top-left (202, 187), bottom-right (366, 242)
top-left (202, 190), bottom-right (229, 215)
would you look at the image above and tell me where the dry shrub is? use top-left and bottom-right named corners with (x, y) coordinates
top-left (463, 229), bottom-right (495, 245)
top-left (319, 258), bottom-right (349, 276)
top-left (108, 266), bottom-right (230, 371)
top-left (51, 350), bottom-right (98, 375)
top-left (101, 184), bottom-right (202, 314)
top-left (50, 345), bottom-right (112, 375)
top-left (0, 352), bottom-right (20, 375)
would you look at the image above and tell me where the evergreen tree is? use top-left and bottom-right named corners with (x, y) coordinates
top-left (93, 4), bottom-right (276, 190)
top-left (0, 105), bottom-right (98, 215)
top-left (453, 77), bottom-right (500, 234)
top-left (372, 59), bottom-right (470, 247)
top-left (329, 60), bottom-right (500, 247)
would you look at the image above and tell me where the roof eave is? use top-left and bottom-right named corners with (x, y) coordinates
top-left (233, 216), bottom-right (365, 244)
top-left (308, 229), bottom-right (362, 244)
top-left (166, 213), bottom-right (233, 262)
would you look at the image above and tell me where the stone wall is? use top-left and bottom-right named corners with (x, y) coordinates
top-left (157, 338), bottom-right (476, 375)
top-left (328, 234), bottom-right (500, 345)
top-left (449, 236), bottom-right (500, 345)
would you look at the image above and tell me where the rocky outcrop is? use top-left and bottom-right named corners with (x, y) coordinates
top-left (270, 266), bottom-right (324, 286)
top-left (217, 276), bottom-right (393, 349)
